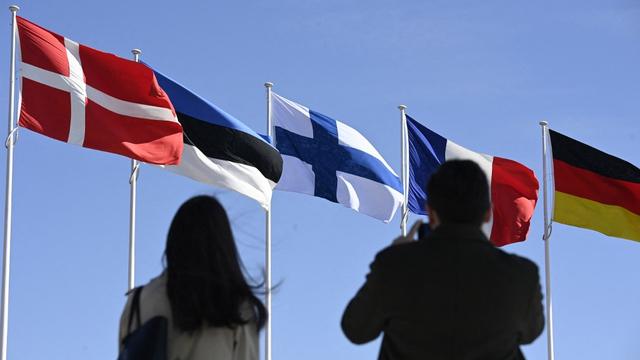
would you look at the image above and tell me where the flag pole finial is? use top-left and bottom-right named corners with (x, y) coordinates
top-left (398, 104), bottom-right (407, 111)
top-left (540, 120), bottom-right (548, 126)
top-left (131, 48), bottom-right (142, 56)
top-left (264, 82), bottom-right (273, 89)
top-left (8, 5), bottom-right (19, 12)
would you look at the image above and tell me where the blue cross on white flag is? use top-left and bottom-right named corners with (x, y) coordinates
top-left (271, 92), bottom-right (403, 222)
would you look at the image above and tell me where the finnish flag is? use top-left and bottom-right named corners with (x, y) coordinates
top-left (271, 93), bottom-right (403, 222)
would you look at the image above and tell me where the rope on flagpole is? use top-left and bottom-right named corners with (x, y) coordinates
top-left (264, 81), bottom-right (273, 360)
top-left (129, 161), bottom-right (140, 185)
top-left (127, 48), bottom-right (142, 292)
top-left (4, 128), bottom-right (17, 149)
top-left (398, 105), bottom-right (408, 236)
top-left (1, 6), bottom-right (20, 360)
top-left (539, 120), bottom-right (555, 360)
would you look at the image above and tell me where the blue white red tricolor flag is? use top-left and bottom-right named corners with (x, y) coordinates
top-left (407, 115), bottom-right (539, 246)
top-left (272, 93), bottom-right (403, 222)
top-left (17, 16), bottom-right (183, 165)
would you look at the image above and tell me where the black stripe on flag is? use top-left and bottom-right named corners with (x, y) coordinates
top-left (178, 112), bottom-right (283, 183)
top-left (550, 129), bottom-right (640, 184)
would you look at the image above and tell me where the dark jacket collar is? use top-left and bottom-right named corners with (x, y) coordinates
top-left (420, 222), bottom-right (490, 244)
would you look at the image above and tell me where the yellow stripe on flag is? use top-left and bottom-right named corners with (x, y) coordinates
top-left (554, 191), bottom-right (640, 242)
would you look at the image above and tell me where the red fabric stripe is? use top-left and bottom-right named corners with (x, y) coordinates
top-left (84, 100), bottom-right (183, 165)
top-left (17, 17), bottom-right (69, 76)
top-left (553, 159), bottom-right (640, 216)
top-left (18, 78), bottom-right (70, 142)
top-left (80, 45), bottom-right (174, 109)
top-left (489, 156), bottom-right (539, 247)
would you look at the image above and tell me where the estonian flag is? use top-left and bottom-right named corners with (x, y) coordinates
top-left (550, 129), bottom-right (640, 242)
top-left (407, 115), bottom-right (539, 246)
top-left (151, 66), bottom-right (283, 208)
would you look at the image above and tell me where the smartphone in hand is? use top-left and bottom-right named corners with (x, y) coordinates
top-left (418, 222), bottom-right (431, 239)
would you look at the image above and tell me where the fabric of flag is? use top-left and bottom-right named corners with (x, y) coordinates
top-left (407, 115), bottom-right (538, 246)
top-left (271, 93), bottom-right (403, 222)
top-left (152, 67), bottom-right (283, 209)
top-left (16, 17), bottom-right (182, 165)
top-left (550, 129), bottom-right (640, 242)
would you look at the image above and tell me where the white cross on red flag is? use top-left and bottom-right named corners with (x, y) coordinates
top-left (16, 16), bottom-right (183, 165)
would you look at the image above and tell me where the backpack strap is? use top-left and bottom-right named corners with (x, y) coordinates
top-left (126, 286), bottom-right (143, 335)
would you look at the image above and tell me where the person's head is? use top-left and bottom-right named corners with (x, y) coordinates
top-left (426, 160), bottom-right (491, 228)
top-left (165, 195), bottom-right (266, 332)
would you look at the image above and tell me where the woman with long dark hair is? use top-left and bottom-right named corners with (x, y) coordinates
top-left (119, 195), bottom-right (266, 359)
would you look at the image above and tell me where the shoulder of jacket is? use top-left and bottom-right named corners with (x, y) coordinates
top-left (496, 250), bottom-right (540, 277)
top-left (124, 286), bottom-right (139, 297)
top-left (374, 242), bottom-right (421, 265)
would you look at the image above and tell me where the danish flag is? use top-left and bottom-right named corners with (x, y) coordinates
top-left (16, 17), bottom-right (183, 165)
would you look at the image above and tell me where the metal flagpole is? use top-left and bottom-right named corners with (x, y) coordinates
top-left (539, 121), bottom-right (555, 360)
top-left (398, 105), bottom-right (408, 236)
top-left (127, 48), bottom-right (142, 291)
top-left (1, 6), bottom-right (19, 360)
top-left (264, 82), bottom-right (273, 360)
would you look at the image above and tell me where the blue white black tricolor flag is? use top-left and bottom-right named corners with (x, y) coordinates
top-left (271, 93), bottom-right (403, 222)
top-left (151, 67), bottom-right (283, 209)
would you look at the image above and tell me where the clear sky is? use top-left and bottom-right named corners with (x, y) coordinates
top-left (1, 0), bottom-right (639, 359)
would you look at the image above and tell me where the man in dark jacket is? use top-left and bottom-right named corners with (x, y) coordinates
top-left (341, 160), bottom-right (544, 360)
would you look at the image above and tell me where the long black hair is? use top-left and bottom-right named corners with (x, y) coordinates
top-left (165, 195), bottom-right (267, 332)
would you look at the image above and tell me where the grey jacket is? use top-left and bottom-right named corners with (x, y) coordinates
top-left (119, 273), bottom-right (258, 360)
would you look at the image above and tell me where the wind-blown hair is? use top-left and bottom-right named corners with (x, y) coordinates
top-left (165, 195), bottom-right (267, 332)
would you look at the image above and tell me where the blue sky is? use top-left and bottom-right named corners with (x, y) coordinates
top-left (1, 0), bottom-right (640, 359)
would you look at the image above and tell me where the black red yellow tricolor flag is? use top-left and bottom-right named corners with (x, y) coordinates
top-left (550, 130), bottom-right (640, 242)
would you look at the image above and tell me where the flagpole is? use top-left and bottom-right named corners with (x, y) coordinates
top-left (1, 6), bottom-right (19, 360)
top-left (127, 48), bottom-right (142, 291)
top-left (398, 105), bottom-right (408, 236)
top-left (264, 81), bottom-right (273, 360)
top-left (539, 120), bottom-right (555, 360)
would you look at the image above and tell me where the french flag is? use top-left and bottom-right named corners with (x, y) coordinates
top-left (406, 115), bottom-right (539, 246)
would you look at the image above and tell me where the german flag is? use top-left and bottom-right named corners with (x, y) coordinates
top-left (550, 130), bottom-right (640, 242)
